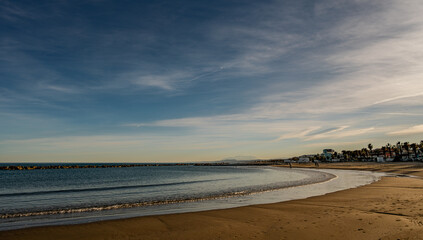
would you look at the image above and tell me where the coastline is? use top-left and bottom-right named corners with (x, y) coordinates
top-left (1, 163), bottom-right (423, 240)
top-left (0, 167), bottom-right (339, 228)
top-left (277, 162), bottom-right (423, 177)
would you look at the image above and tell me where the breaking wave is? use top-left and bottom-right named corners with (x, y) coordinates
top-left (1, 170), bottom-right (335, 219)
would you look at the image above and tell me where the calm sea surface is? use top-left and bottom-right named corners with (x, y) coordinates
top-left (0, 164), bottom-right (382, 230)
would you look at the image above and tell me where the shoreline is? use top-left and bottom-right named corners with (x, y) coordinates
top-left (276, 162), bottom-right (423, 177)
top-left (0, 167), bottom-right (357, 231)
top-left (0, 167), bottom-right (335, 221)
top-left (1, 162), bottom-right (423, 239)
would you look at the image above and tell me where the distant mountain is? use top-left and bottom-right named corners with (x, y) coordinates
top-left (220, 156), bottom-right (259, 163)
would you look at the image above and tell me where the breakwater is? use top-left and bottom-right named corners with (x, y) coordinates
top-left (0, 160), bottom-right (288, 171)
top-left (0, 163), bottom-right (191, 171)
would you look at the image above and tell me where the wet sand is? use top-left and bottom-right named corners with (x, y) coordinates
top-left (1, 162), bottom-right (423, 240)
top-left (281, 162), bottom-right (423, 178)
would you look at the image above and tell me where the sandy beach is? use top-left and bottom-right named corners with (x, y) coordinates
top-left (1, 163), bottom-right (423, 240)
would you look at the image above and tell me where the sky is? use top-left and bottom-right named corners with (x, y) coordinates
top-left (1, 0), bottom-right (423, 163)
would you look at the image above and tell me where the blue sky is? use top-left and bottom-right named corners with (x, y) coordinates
top-left (1, 0), bottom-right (423, 162)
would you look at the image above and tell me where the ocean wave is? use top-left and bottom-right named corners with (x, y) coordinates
top-left (0, 171), bottom-right (335, 219)
top-left (0, 178), bottom-right (228, 197)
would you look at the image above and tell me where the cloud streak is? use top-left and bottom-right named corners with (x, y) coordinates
top-left (388, 125), bottom-right (423, 136)
top-left (373, 92), bottom-right (423, 105)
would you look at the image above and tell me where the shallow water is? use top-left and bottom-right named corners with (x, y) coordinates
top-left (0, 165), bottom-right (383, 230)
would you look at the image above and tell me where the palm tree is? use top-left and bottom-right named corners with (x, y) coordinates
top-left (386, 143), bottom-right (392, 158)
top-left (381, 146), bottom-right (386, 158)
top-left (411, 143), bottom-right (418, 161)
top-left (368, 143), bottom-right (373, 156)
top-left (403, 142), bottom-right (410, 161)
top-left (342, 150), bottom-right (348, 161)
top-left (419, 141), bottom-right (423, 161)
top-left (361, 148), bottom-right (369, 160)
top-left (396, 142), bottom-right (402, 161)
top-left (352, 150), bottom-right (358, 160)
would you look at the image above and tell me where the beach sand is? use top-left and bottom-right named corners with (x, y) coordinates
top-left (1, 163), bottom-right (423, 240)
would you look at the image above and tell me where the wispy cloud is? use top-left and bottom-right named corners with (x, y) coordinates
top-left (388, 125), bottom-right (423, 136)
top-left (304, 126), bottom-right (349, 141)
top-left (0, 134), bottom-right (262, 156)
top-left (378, 112), bottom-right (423, 116)
top-left (2, 1), bottom-right (423, 162)
top-left (236, 0), bottom-right (423, 125)
top-left (42, 85), bottom-right (82, 94)
top-left (306, 127), bottom-right (376, 141)
top-left (272, 127), bottom-right (321, 142)
top-left (373, 92), bottom-right (423, 105)
top-left (132, 75), bottom-right (177, 91)
top-left (304, 140), bottom-right (371, 149)
top-left (271, 126), bottom-right (376, 142)
top-left (124, 66), bottom-right (226, 92)
top-left (0, 1), bottom-right (35, 22)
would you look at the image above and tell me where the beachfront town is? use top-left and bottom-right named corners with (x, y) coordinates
top-left (2, 141), bottom-right (423, 171)
top-left (288, 141), bottom-right (423, 163)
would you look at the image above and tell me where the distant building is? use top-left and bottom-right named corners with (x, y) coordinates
top-left (323, 149), bottom-right (335, 161)
top-left (298, 157), bottom-right (310, 163)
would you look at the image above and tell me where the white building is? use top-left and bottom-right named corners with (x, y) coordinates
top-left (298, 157), bottom-right (310, 163)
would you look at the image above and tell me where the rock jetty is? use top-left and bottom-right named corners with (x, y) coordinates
top-left (0, 163), bottom-right (192, 171)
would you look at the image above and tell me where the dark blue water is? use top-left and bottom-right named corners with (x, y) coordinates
top-left (0, 165), bottom-right (337, 230)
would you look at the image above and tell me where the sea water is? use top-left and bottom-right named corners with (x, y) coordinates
top-left (0, 165), bottom-right (382, 230)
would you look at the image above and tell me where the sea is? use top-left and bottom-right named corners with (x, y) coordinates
top-left (0, 164), bottom-right (384, 230)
